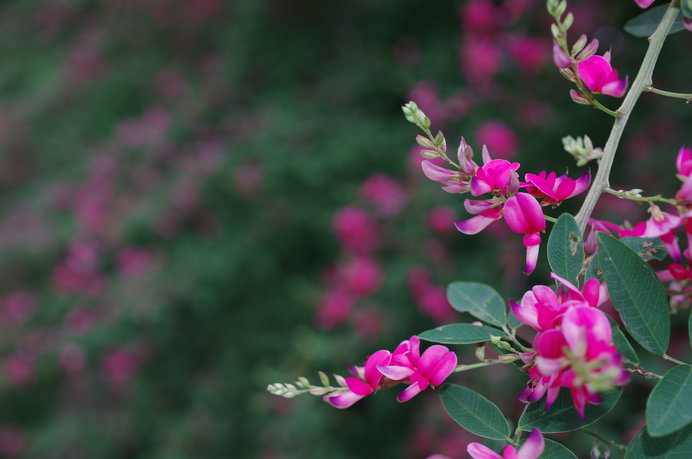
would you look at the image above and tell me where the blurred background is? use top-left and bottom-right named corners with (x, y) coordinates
top-left (0, 0), bottom-right (689, 457)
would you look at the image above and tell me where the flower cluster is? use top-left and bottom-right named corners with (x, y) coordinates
top-left (408, 120), bottom-right (589, 275)
top-left (511, 274), bottom-right (629, 418)
top-left (299, 336), bottom-right (458, 409)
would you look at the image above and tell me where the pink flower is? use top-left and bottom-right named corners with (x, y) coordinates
top-left (503, 193), bottom-right (546, 274)
top-left (577, 53), bottom-right (628, 98)
top-left (332, 206), bottom-right (378, 255)
top-left (475, 121), bottom-right (519, 160)
top-left (675, 146), bottom-right (692, 178)
top-left (359, 174), bottom-right (407, 217)
top-left (524, 170), bottom-right (591, 205)
top-left (470, 159), bottom-right (521, 197)
top-left (378, 336), bottom-right (457, 402)
top-left (341, 257), bottom-right (382, 297)
top-left (468, 428), bottom-right (544, 459)
top-left (635, 0), bottom-right (656, 8)
top-left (324, 349), bottom-right (392, 409)
top-left (552, 42), bottom-right (572, 69)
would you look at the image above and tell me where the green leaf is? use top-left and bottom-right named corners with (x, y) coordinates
top-left (620, 237), bottom-right (668, 261)
top-left (419, 323), bottom-right (504, 344)
top-left (585, 256), bottom-right (602, 282)
top-left (624, 5), bottom-right (685, 38)
top-left (689, 314), bottom-right (691, 351)
top-left (547, 213), bottom-right (584, 286)
top-left (683, 0), bottom-right (692, 19)
top-left (440, 384), bottom-right (511, 440)
top-left (518, 389), bottom-right (621, 433)
top-left (508, 310), bottom-right (523, 329)
top-left (646, 365), bottom-right (692, 437)
top-left (447, 282), bottom-right (506, 327)
top-left (542, 439), bottom-right (578, 459)
top-left (597, 233), bottom-right (670, 355)
top-left (608, 315), bottom-right (640, 364)
top-left (625, 424), bottom-right (692, 458)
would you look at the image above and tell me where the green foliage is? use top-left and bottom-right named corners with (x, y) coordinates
top-left (440, 384), bottom-right (511, 440)
top-left (420, 324), bottom-right (503, 344)
top-left (645, 365), bottom-right (692, 437)
top-left (608, 315), bottom-right (640, 364)
top-left (447, 282), bottom-right (506, 327)
top-left (625, 424), bottom-right (692, 458)
top-left (597, 233), bottom-right (670, 355)
top-left (518, 389), bottom-right (621, 433)
top-left (542, 439), bottom-right (578, 459)
top-left (624, 5), bottom-right (686, 37)
top-left (547, 213), bottom-right (583, 286)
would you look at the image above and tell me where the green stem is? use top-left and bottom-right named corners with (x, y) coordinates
top-left (603, 187), bottom-right (678, 205)
top-left (589, 96), bottom-right (621, 118)
top-left (627, 363), bottom-right (663, 379)
top-left (581, 428), bottom-right (627, 450)
top-left (544, 215), bottom-right (558, 223)
top-left (423, 127), bottom-right (460, 169)
top-left (647, 86), bottom-right (692, 101)
top-left (663, 353), bottom-right (690, 366)
top-left (453, 357), bottom-right (518, 373)
top-left (574, 2), bottom-right (680, 233)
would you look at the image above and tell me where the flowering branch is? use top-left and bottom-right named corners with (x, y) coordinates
top-left (574, 2), bottom-right (680, 233)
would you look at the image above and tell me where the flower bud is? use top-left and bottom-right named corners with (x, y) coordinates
top-left (570, 89), bottom-right (591, 105)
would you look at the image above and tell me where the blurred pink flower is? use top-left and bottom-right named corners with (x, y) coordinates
top-left (507, 35), bottom-right (548, 75)
top-left (5, 352), bottom-right (34, 386)
top-left (0, 426), bottom-right (25, 456)
top-left (360, 174), bottom-right (407, 217)
top-left (315, 289), bottom-right (354, 329)
top-left (102, 349), bottom-right (140, 385)
top-left (2, 291), bottom-right (36, 324)
top-left (117, 249), bottom-right (155, 277)
top-left (332, 207), bottom-right (378, 255)
top-left (116, 107), bottom-right (171, 148)
top-left (475, 122), bottom-right (519, 160)
top-left (460, 39), bottom-right (503, 86)
top-left (59, 344), bottom-right (86, 374)
top-left (427, 207), bottom-right (457, 235)
top-left (341, 257), bottom-right (382, 297)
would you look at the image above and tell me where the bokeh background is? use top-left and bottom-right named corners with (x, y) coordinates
top-left (0, 0), bottom-right (689, 457)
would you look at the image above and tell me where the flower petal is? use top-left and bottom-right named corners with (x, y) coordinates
top-left (467, 443), bottom-right (503, 459)
top-left (517, 429), bottom-right (545, 459)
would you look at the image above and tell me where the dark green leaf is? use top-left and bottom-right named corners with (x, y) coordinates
top-left (625, 424), bottom-right (692, 458)
top-left (440, 384), bottom-right (511, 440)
top-left (608, 315), bottom-right (640, 364)
top-left (683, 0), bottom-right (692, 19)
top-left (547, 213), bottom-right (584, 286)
top-left (542, 439), bottom-right (578, 459)
top-left (420, 323), bottom-right (504, 344)
top-left (447, 282), bottom-right (506, 327)
top-left (620, 237), bottom-right (668, 261)
top-left (646, 365), bottom-right (692, 437)
top-left (518, 389), bottom-right (621, 433)
top-left (508, 310), bottom-right (523, 329)
top-left (689, 314), bottom-right (691, 350)
top-left (585, 255), bottom-right (602, 282)
top-left (624, 5), bottom-right (685, 38)
top-left (597, 233), bottom-right (670, 355)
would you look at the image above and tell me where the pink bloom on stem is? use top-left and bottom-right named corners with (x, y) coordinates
top-left (378, 336), bottom-right (457, 402)
top-left (324, 349), bottom-right (392, 408)
top-left (635, 0), bottom-right (656, 8)
top-left (577, 53), bottom-right (628, 98)
top-left (524, 170), bottom-right (591, 205)
top-left (552, 42), bottom-right (572, 68)
top-left (503, 193), bottom-right (546, 274)
top-left (476, 122), bottom-right (519, 160)
top-left (470, 159), bottom-right (520, 197)
top-left (676, 146), bottom-right (692, 178)
top-left (468, 428), bottom-right (544, 459)
top-left (421, 160), bottom-right (467, 194)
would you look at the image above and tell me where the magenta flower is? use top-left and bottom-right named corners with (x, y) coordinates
top-left (323, 349), bottom-right (392, 409)
top-left (635, 0), bottom-right (656, 8)
top-left (503, 193), bottom-right (546, 274)
top-left (470, 159), bottom-right (521, 197)
top-left (524, 170), bottom-right (591, 205)
top-left (676, 146), bottom-right (692, 178)
top-left (467, 428), bottom-right (544, 459)
top-left (577, 53), bottom-right (628, 98)
top-left (378, 336), bottom-right (457, 402)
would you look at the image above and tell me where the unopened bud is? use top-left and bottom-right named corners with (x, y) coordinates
top-left (475, 344), bottom-right (486, 361)
top-left (489, 335), bottom-right (503, 346)
top-left (561, 12), bottom-right (574, 31)
top-left (334, 374), bottom-right (347, 387)
top-left (318, 371), bottom-right (330, 386)
top-left (420, 149), bottom-right (439, 159)
top-left (416, 135), bottom-right (435, 148)
top-left (570, 89), bottom-right (591, 105)
top-left (551, 23), bottom-right (561, 39)
top-left (577, 38), bottom-right (600, 61)
top-left (498, 353), bottom-right (519, 362)
top-left (297, 377), bottom-right (310, 388)
top-left (571, 34), bottom-right (588, 55)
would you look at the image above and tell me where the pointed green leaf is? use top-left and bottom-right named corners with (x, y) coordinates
top-left (508, 310), bottom-right (523, 330)
top-left (440, 384), bottom-right (511, 440)
top-left (420, 323), bottom-right (504, 344)
top-left (646, 365), bottom-right (692, 437)
top-left (542, 439), bottom-right (578, 459)
top-left (683, 0), bottom-right (692, 19)
top-left (518, 389), bottom-right (621, 433)
top-left (624, 5), bottom-right (685, 38)
top-left (597, 233), bottom-right (670, 355)
top-left (547, 213), bottom-right (584, 286)
top-left (447, 282), bottom-right (506, 327)
top-left (608, 315), bottom-right (640, 364)
top-left (625, 424), bottom-right (692, 458)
